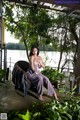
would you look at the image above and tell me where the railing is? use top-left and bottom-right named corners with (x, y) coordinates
top-left (2, 58), bottom-right (80, 93)
top-left (2, 57), bottom-right (74, 81)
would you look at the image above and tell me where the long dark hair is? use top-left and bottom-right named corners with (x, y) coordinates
top-left (29, 46), bottom-right (39, 56)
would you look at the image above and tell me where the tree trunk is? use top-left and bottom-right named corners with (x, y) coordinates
top-left (57, 38), bottom-right (63, 71)
top-left (74, 39), bottom-right (80, 78)
top-left (23, 38), bottom-right (30, 62)
top-left (74, 39), bottom-right (80, 93)
top-left (69, 22), bottom-right (80, 93)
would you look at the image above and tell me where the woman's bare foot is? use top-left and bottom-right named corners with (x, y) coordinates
top-left (52, 94), bottom-right (59, 101)
top-left (38, 95), bottom-right (44, 101)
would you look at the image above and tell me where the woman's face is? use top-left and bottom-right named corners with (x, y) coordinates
top-left (32, 48), bottom-right (38, 55)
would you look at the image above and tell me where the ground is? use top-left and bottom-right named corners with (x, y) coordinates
top-left (0, 80), bottom-right (57, 112)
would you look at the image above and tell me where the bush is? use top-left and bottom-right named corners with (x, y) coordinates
top-left (7, 97), bottom-right (80, 120)
top-left (41, 66), bottom-right (65, 84)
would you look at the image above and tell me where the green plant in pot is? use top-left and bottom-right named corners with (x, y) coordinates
top-left (41, 66), bottom-right (65, 89)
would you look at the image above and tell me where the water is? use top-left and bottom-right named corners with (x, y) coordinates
top-left (5, 50), bottom-right (73, 72)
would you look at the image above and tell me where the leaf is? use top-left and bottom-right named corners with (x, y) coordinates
top-left (52, 105), bottom-right (58, 110)
top-left (62, 116), bottom-right (69, 120)
top-left (46, 118), bottom-right (51, 120)
top-left (72, 85), bottom-right (77, 92)
top-left (18, 110), bottom-right (31, 120)
top-left (62, 112), bottom-right (72, 120)
top-left (33, 112), bottom-right (41, 117)
top-left (58, 116), bottom-right (62, 120)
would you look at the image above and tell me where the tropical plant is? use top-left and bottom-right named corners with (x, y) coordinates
top-left (7, 95), bottom-right (80, 120)
top-left (29, 101), bottom-right (72, 120)
top-left (41, 66), bottom-right (66, 85)
top-left (18, 110), bottom-right (31, 120)
top-left (63, 98), bottom-right (80, 120)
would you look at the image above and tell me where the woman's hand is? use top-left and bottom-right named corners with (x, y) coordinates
top-left (38, 60), bottom-right (45, 68)
top-left (38, 56), bottom-right (45, 68)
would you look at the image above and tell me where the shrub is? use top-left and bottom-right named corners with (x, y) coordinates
top-left (0, 69), bottom-right (6, 81)
top-left (41, 66), bottom-right (65, 84)
top-left (7, 97), bottom-right (80, 120)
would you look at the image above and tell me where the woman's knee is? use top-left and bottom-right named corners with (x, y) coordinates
top-left (37, 76), bottom-right (43, 84)
top-left (44, 76), bottom-right (50, 82)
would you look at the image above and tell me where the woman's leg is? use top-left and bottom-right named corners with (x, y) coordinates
top-left (27, 72), bottom-right (44, 100)
top-left (40, 73), bottom-right (58, 100)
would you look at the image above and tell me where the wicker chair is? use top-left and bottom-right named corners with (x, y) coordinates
top-left (12, 60), bottom-right (30, 96)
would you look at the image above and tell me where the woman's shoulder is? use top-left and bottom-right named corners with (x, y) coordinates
top-left (30, 55), bottom-right (35, 60)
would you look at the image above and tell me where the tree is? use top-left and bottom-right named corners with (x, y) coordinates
top-left (3, 0), bottom-right (80, 89)
top-left (3, 1), bottom-right (52, 61)
top-left (50, 13), bottom-right (80, 88)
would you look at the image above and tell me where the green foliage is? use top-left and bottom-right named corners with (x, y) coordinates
top-left (29, 101), bottom-right (72, 120)
top-left (63, 98), bottom-right (80, 120)
top-left (3, 1), bottom-right (80, 80)
top-left (7, 97), bottom-right (80, 120)
top-left (18, 110), bottom-right (31, 120)
top-left (3, 3), bottom-right (59, 52)
top-left (66, 85), bottom-right (77, 98)
top-left (41, 66), bottom-right (65, 84)
top-left (8, 110), bottom-right (20, 120)
top-left (0, 69), bottom-right (6, 81)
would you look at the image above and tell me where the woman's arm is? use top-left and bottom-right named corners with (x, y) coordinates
top-left (30, 56), bottom-right (35, 71)
top-left (38, 56), bottom-right (45, 68)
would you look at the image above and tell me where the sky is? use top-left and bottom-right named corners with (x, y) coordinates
top-left (5, 29), bottom-right (19, 43)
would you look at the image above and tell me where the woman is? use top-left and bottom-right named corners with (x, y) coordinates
top-left (27, 46), bottom-right (58, 101)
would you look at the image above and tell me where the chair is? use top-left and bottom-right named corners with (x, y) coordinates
top-left (12, 60), bottom-right (30, 96)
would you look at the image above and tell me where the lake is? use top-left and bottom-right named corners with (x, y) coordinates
top-left (4, 50), bottom-right (73, 72)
